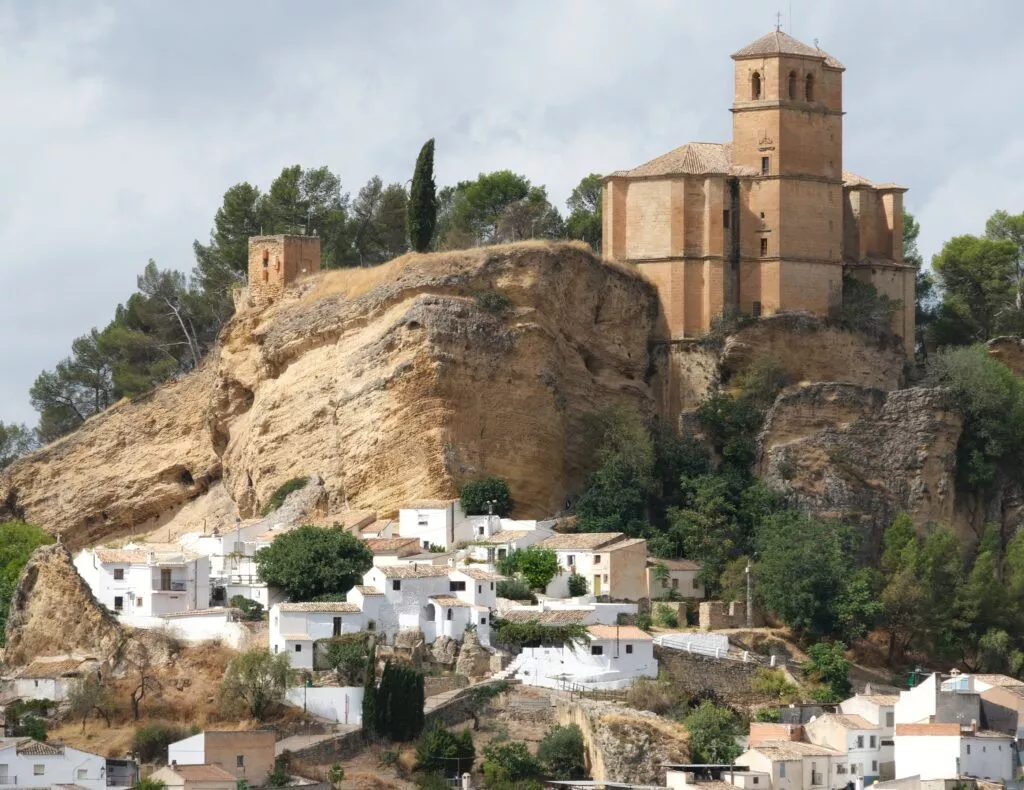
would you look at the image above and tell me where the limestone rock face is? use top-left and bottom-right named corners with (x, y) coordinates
top-left (758, 384), bottom-right (963, 552)
top-left (429, 636), bottom-right (458, 667)
top-left (1, 242), bottom-right (658, 544)
top-left (454, 630), bottom-right (491, 678)
top-left (3, 543), bottom-right (125, 666)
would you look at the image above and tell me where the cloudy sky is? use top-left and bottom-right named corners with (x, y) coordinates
top-left (1, 0), bottom-right (1022, 426)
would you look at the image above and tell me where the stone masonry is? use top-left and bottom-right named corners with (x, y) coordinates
top-left (248, 234), bottom-right (321, 307)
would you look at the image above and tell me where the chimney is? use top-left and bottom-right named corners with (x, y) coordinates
top-left (148, 550), bottom-right (155, 564)
top-left (970, 719), bottom-right (978, 733)
top-left (461, 772), bottom-right (472, 790)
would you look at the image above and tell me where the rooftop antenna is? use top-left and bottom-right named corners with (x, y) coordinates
top-left (813, 37), bottom-right (819, 49)
top-left (775, 10), bottom-right (782, 31)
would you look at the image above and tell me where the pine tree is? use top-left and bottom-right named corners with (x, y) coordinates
top-left (408, 139), bottom-right (437, 252)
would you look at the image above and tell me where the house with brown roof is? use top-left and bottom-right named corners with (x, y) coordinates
top-left (397, 499), bottom-right (475, 551)
top-left (365, 537), bottom-right (421, 566)
top-left (735, 739), bottom-right (844, 790)
top-left (646, 557), bottom-right (705, 601)
top-left (805, 712), bottom-right (888, 783)
top-left (269, 601), bottom-right (366, 669)
top-left (536, 533), bottom-right (649, 600)
top-left (148, 763), bottom-right (237, 790)
top-left (840, 692), bottom-right (898, 779)
top-left (0, 738), bottom-right (110, 790)
top-left (167, 730), bottom-right (276, 786)
top-left (509, 624), bottom-right (657, 691)
top-left (2, 656), bottom-right (100, 703)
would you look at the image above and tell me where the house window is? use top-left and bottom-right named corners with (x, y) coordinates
top-left (761, 156), bottom-right (770, 176)
top-left (446, 609), bottom-right (453, 621)
top-left (591, 645), bottom-right (604, 656)
top-left (603, 575), bottom-right (608, 583)
top-left (723, 209), bottom-right (731, 229)
top-left (295, 644), bottom-right (302, 652)
top-left (692, 578), bottom-right (699, 589)
top-left (273, 644), bottom-right (278, 653)
top-left (752, 301), bottom-right (763, 317)
top-left (34, 765), bottom-right (44, 776)
top-left (779, 764), bottom-right (786, 778)
top-left (237, 755), bottom-right (245, 768)
top-left (626, 644), bottom-right (633, 654)
top-left (788, 70), bottom-right (798, 99)
top-left (671, 578), bottom-right (679, 589)
top-left (333, 617), bottom-right (342, 637)
top-left (480, 617), bottom-right (487, 625)
top-left (478, 526), bottom-right (484, 535)
top-left (490, 583), bottom-right (494, 590)
top-left (417, 518), bottom-right (428, 528)
top-left (594, 555), bottom-right (601, 564)
top-left (113, 568), bottom-right (124, 580)
top-left (751, 71), bottom-right (762, 100)
top-left (753, 779), bottom-right (759, 785)
top-left (869, 736), bottom-right (876, 748)
top-left (567, 555), bottom-right (575, 566)
top-left (478, 585), bottom-right (482, 594)
top-left (837, 765), bottom-right (846, 775)
top-left (885, 712), bottom-right (894, 727)
top-left (77, 769), bottom-right (89, 779)
top-left (872, 761), bottom-right (877, 772)
top-left (136, 597), bottom-right (143, 607)
top-left (367, 620), bottom-right (376, 631)
top-left (856, 736), bottom-right (864, 748)
top-left (114, 596), bottom-right (124, 612)
top-left (966, 744), bottom-right (971, 755)
top-left (450, 581), bottom-right (467, 592)
top-left (661, 578), bottom-right (668, 589)
top-left (805, 73), bottom-right (815, 101)
top-left (392, 580), bottom-right (401, 591)
top-left (760, 238), bottom-right (769, 257)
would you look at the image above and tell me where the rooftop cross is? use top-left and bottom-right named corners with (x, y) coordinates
top-left (775, 11), bottom-right (782, 31)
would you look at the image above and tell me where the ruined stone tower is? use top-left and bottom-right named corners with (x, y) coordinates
top-left (247, 234), bottom-right (321, 307)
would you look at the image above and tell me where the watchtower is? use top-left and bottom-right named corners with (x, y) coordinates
top-left (247, 234), bottom-right (321, 307)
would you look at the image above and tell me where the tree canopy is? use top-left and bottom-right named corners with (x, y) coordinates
top-left (254, 525), bottom-right (373, 601)
top-left (0, 523), bottom-right (54, 646)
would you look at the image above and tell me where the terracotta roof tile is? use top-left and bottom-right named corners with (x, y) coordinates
top-left (732, 30), bottom-right (844, 69)
top-left (975, 674), bottom-right (1024, 688)
top-left (537, 533), bottom-right (626, 550)
top-left (647, 558), bottom-right (701, 571)
top-left (277, 602), bottom-right (361, 613)
top-left (588, 625), bottom-right (652, 641)
top-left (17, 739), bottom-right (65, 755)
top-left (429, 596), bottom-right (474, 608)
top-left (475, 530), bottom-right (533, 545)
top-left (364, 537), bottom-right (420, 554)
top-left (377, 564), bottom-right (452, 579)
top-left (173, 764), bottom-right (237, 781)
top-left (500, 609), bottom-right (592, 625)
top-left (361, 519), bottom-right (394, 534)
top-left (355, 585), bottom-right (384, 596)
top-left (753, 740), bottom-right (843, 759)
top-left (608, 142), bottom-right (744, 179)
top-left (812, 713), bottom-right (877, 730)
top-left (20, 658), bottom-right (96, 678)
top-left (161, 607), bottom-right (241, 619)
top-left (896, 723), bottom-right (960, 736)
top-left (457, 567), bottom-right (506, 581)
top-left (858, 693), bottom-right (899, 706)
top-left (402, 500), bottom-right (455, 509)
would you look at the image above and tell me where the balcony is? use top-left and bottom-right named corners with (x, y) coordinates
top-left (155, 581), bottom-right (187, 592)
top-left (0, 777), bottom-right (18, 786)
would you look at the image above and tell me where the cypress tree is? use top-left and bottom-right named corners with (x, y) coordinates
top-left (361, 641), bottom-right (377, 737)
top-left (408, 139), bottom-right (437, 252)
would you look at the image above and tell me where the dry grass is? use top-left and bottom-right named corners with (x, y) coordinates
top-left (599, 710), bottom-right (690, 745)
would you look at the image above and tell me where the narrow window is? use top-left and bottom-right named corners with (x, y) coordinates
top-left (591, 645), bottom-right (604, 656)
top-left (490, 582), bottom-right (494, 590)
top-left (113, 568), bottom-right (124, 580)
top-left (967, 744), bottom-right (971, 755)
top-left (295, 644), bottom-right (302, 652)
top-left (760, 238), bottom-right (769, 257)
top-left (478, 526), bottom-right (484, 535)
top-left (477, 585), bottom-right (482, 594)
top-left (723, 209), bottom-right (731, 229)
top-left (567, 554), bottom-right (575, 566)
top-left (788, 71), bottom-right (798, 99)
top-left (761, 156), bottom-right (770, 176)
top-left (752, 301), bottom-right (763, 317)
top-left (692, 578), bottom-right (699, 589)
top-left (594, 555), bottom-right (601, 564)
top-left (870, 736), bottom-right (876, 748)
top-left (480, 617), bottom-right (487, 625)
top-left (237, 755), bottom-right (245, 768)
top-left (805, 73), bottom-right (815, 101)
top-left (262, 249), bottom-right (269, 267)
top-left (857, 736), bottom-right (864, 748)
top-left (872, 761), bottom-right (877, 772)
top-left (661, 578), bottom-right (668, 589)
top-left (392, 579), bottom-right (401, 591)
top-left (273, 644), bottom-right (278, 653)
top-left (752, 71), bottom-right (762, 100)
top-left (671, 578), bottom-right (679, 589)
top-left (446, 608), bottom-right (453, 621)
top-left (333, 617), bottom-right (342, 637)
top-left (114, 596), bottom-right (124, 612)
top-left (779, 764), bottom-right (786, 778)
top-left (626, 644), bottom-right (633, 654)
top-left (886, 712), bottom-right (894, 727)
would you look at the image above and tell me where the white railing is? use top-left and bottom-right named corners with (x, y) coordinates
top-left (653, 634), bottom-right (790, 668)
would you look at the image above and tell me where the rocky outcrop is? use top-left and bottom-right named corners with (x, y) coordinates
top-left (758, 384), bottom-right (962, 552)
top-left (3, 543), bottom-right (124, 666)
top-left (988, 336), bottom-right (1024, 377)
top-left (2, 242), bottom-right (658, 545)
top-left (454, 630), bottom-right (491, 678)
top-left (556, 698), bottom-right (688, 786)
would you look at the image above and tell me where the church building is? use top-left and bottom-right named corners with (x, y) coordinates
top-left (602, 30), bottom-right (915, 355)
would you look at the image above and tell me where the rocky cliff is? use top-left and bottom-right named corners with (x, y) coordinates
top-left (1, 242), bottom-right (658, 546)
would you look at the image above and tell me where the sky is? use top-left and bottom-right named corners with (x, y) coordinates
top-left (2, 0), bottom-right (1023, 426)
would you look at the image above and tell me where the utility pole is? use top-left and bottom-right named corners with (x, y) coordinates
top-left (745, 559), bottom-right (753, 628)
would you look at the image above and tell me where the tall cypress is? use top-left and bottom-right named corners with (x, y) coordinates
top-left (408, 139), bottom-right (437, 253)
top-left (361, 641), bottom-right (377, 737)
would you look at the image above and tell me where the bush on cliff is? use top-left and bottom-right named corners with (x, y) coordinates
top-left (261, 476), bottom-right (309, 515)
top-left (0, 522), bottom-right (54, 646)
top-left (460, 475), bottom-right (515, 517)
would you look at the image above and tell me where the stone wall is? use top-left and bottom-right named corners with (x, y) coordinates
top-left (654, 645), bottom-right (765, 707)
top-left (247, 235), bottom-right (321, 308)
top-left (699, 600), bottom-right (762, 631)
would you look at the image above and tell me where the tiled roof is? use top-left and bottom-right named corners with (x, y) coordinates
top-left (476, 530), bottom-right (532, 545)
top-left (277, 602), bottom-right (361, 613)
top-left (895, 723), bottom-right (960, 737)
top-left (17, 739), bottom-right (65, 755)
top-left (843, 170), bottom-right (907, 191)
top-left (732, 30), bottom-right (844, 69)
top-left (607, 538), bottom-right (647, 551)
top-left (499, 609), bottom-right (592, 625)
top-left (94, 544), bottom-right (200, 564)
top-left (377, 564), bottom-right (453, 579)
top-left (647, 557), bottom-right (701, 571)
top-left (361, 519), bottom-right (394, 534)
top-left (20, 657), bottom-right (95, 678)
top-left (429, 596), bottom-right (474, 608)
top-left (970, 730), bottom-right (1015, 739)
top-left (974, 674), bottom-right (1024, 688)
top-left (857, 693), bottom-right (899, 706)
top-left (458, 567), bottom-right (506, 581)
top-left (813, 713), bottom-right (877, 730)
top-left (161, 607), bottom-right (242, 619)
top-left (753, 740), bottom-right (842, 759)
top-left (537, 532), bottom-right (626, 551)
top-left (588, 625), bottom-right (652, 641)
top-left (172, 764), bottom-right (237, 781)
top-left (364, 537), bottom-right (420, 554)
top-left (608, 142), bottom-right (748, 179)
top-left (355, 585), bottom-right (384, 596)
top-left (402, 500), bottom-right (455, 510)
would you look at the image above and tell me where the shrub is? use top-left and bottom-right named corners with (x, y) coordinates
top-left (482, 741), bottom-right (541, 784)
top-left (495, 578), bottom-right (536, 603)
top-left (803, 642), bottom-right (852, 700)
top-left (567, 573), bottom-right (588, 597)
top-left (625, 678), bottom-right (684, 715)
top-left (261, 476), bottom-right (310, 515)
top-left (684, 701), bottom-right (742, 764)
top-left (229, 595), bottom-right (264, 621)
top-left (0, 522), bottom-right (54, 646)
top-left (379, 750), bottom-right (399, 767)
top-left (265, 756), bottom-right (291, 788)
top-left (371, 660), bottom-right (425, 741)
top-left (219, 650), bottom-right (290, 720)
top-left (537, 724), bottom-right (586, 780)
top-left (654, 603), bottom-right (679, 628)
top-left (491, 619), bottom-right (587, 649)
top-left (133, 722), bottom-right (190, 764)
top-left (459, 476), bottom-right (515, 517)
top-left (498, 547), bottom-right (559, 590)
top-left (635, 612), bottom-right (653, 631)
top-left (831, 273), bottom-right (900, 339)
top-left (751, 668), bottom-right (800, 703)
top-left (415, 724), bottom-right (475, 775)
top-left (476, 290), bottom-right (513, 315)
top-left (755, 707), bottom-right (782, 722)
top-left (323, 632), bottom-right (372, 683)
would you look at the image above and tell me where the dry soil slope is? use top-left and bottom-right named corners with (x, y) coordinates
top-left (1, 242), bottom-right (658, 545)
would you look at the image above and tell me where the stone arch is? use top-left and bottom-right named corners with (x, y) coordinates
top-left (751, 71), bottom-right (762, 100)
top-left (788, 70), bottom-right (798, 99)
top-left (805, 73), bottom-right (815, 101)
top-left (446, 608), bottom-right (453, 621)
top-left (423, 603), bottom-right (435, 621)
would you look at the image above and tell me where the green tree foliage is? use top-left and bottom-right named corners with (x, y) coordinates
top-left (802, 642), bottom-right (852, 701)
top-left (361, 641), bottom-right (377, 737)
top-left (350, 176), bottom-right (409, 265)
top-left (415, 723), bottom-right (475, 775)
top-left (254, 525), bottom-right (373, 601)
top-left (228, 595), bottom-right (264, 621)
top-left (498, 547), bottom-right (559, 591)
top-left (0, 523), bottom-right (54, 646)
top-left (218, 649), bottom-right (290, 720)
top-left (0, 422), bottom-right (38, 469)
top-left (565, 174), bottom-right (602, 252)
top-left (751, 668), bottom-right (800, 703)
top-left (567, 573), bottom-right (588, 597)
top-left (537, 724), bottom-right (586, 780)
top-left (134, 778), bottom-right (167, 790)
top-left (495, 578), bottom-right (536, 603)
top-left (683, 701), bottom-right (742, 764)
top-left (833, 273), bottom-right (901, 338)
top-left (261, 476), bottom-right (310, 515)
top-left (654, 603), bottom-right (679, 628)
top-left (67, 675), bottom-right (113, 731)
top-left (132, 722), bottom-right (191, 764)
top-left (491, 619), bottom-right (587, 649)
top-left (323, 632), bottom-right (372, 684)
top-left (482, 740), bottom-right (542, 785)
top-left (370, 661), bottom-right (425, 741)
top-left (460, 476), bottom-right (515, 517)
top-left (409, 139), bottom-right (438, 253)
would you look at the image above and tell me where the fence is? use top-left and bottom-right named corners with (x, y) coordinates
top-left (653, 633), bottom-right (792, 669)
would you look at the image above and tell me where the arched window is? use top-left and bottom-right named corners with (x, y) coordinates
top-left (751, 72), bottom-right (762, 100)
top-left (788, 71), bottom-right (798, 99)
top-left (446, 608), bottom-right (453, 621)
top-left (805, 73), bottom-right (815, 101)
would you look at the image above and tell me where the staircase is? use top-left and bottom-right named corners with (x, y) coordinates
top-left (493, 653), bottom-right (526, 681)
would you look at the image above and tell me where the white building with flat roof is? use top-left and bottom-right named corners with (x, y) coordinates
top-left (510, 625), bottom-right (657, 690)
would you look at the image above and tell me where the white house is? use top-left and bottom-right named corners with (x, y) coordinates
top-left (74, 544), bottom-right (211, 628)
top-left (360, 519), bottom-right (395, 539)
top-left (734, 740), bottom-right (843, 790)
top-left (269, 602), bottom-right (365, 669)
top-left (646, 557), bottom-right (705, 600)
top-left (805, 712), bottom-right (886, 784)
top-left (2, 656), bottom-right (100, 703)
top-left (839, 692), bottom-right (897, 779)
top-left (537, 533), bottom-right (649, 600)
top-left (167, 730), bottom-right (276, 787)
top-left (893, 722), bottom-right (1014, 782)
top-left (510, 625), bottom-right (657, 690)
top-left (397, 500), bottom-right (475, 551)
top-left (365, 537), bottom-right (422, 566)
top-left (0, 737), bottom-right (112, 790)
top-left (499, 599), bottom-right (638, 626)
top-left (468, 528), bottom-right (553, 565)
